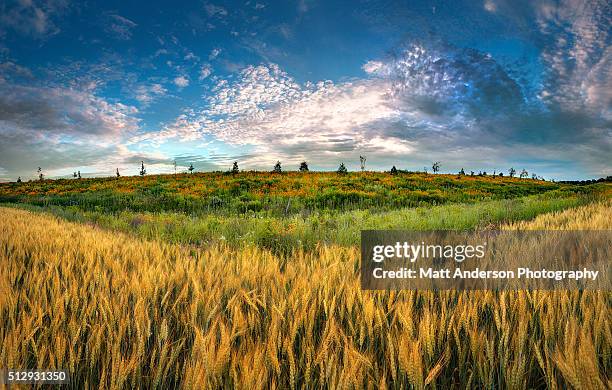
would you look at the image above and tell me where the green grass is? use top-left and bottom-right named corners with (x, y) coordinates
top-left (3, 172), bottom-right (606, 256)
top-left (6, 190), bottom-right (595, 256)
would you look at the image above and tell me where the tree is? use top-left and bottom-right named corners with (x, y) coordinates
top-left (359, 155), bottom-right (367, 172)
top-left (73, 171), bottom-right (77, 178)
top-left (432, 161), bottom-right (440, 174)
top-left (520, 169), bottom-right (528, 179)
top-left (299, 161), bottom-right (309, 172)
top-left (273, 161), bottom-right (282, 173)
top-left (78, 171), bottom-right (81, 179)
top-left (232, 161), bottom-right (239, 174)
top-left (459, 168), bottom-right (465, 175)
top-left (337, 163), bottom-right (348, 174)
top-left (532, 173), bottom-right (538, 180)
top-left (188, 163), bottom-right (194, 174)
top-left (509, 167), bottom-right (516, 178)
top-left (390, 165), bottom-right (398, 174)
top-left (173, 160), bottom-right (177, 175)
top-left (116, 168), bottom-right (120, 177)
top-left (470, 171), bottom-right (475, 176)
top-left (16, 176), bottom-right (21, 183)
top-left (499, 172), bottom-right (504, 177)
top-left (140, 161), bottom-right (146, 176)
top-left (37, 167), bottom-right (43, 181)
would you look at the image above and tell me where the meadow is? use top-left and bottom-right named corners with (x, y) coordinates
top-left (0, 172), bottom-right (602, 254)
top-left (0, 173), bottom-right (610, 388)
top-left (0, 171), bottom-right (567, 215)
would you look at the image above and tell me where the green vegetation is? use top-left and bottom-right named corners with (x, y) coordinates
top-left (8, 191), bottom-right (595, 256)
top-left (2, 172), bottom-right (607, 256)
top-left (0, 171), bottom-right (569, 215)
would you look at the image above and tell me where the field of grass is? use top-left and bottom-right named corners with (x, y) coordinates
top-left (0, 172), bottom-right (606, 255)
top-left (0, 171), bottom-right (568, 215)
top-left (0, 174), bottom-right (610, 388)
top-left (8, 192), bottom-right (594, 255)
top-left (1, 202), bottom-right (610, 388)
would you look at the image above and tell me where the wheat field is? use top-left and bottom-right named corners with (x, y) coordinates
top-left (1, 203), bottom-right (610, 389)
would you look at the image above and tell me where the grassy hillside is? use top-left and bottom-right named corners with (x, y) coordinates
top-left (0, 171), bottom-right (567, 215)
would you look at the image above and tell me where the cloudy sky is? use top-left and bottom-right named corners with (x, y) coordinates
top-left (0, 0), bottom-right (610, 180)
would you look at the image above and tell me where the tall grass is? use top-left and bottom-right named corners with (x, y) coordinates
top-left (1, 204), bottom-right (610, 388)
top-left (7, 192), bottom-right (593, 256)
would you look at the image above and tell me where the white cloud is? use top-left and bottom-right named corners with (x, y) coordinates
top-left (0, 83), bottom-right (139, 138)
top-left (173, 75), bottom-right (190, 88)
top-left (483, 0), bottom-right (496, 12)
top-left (536, 0), bottom-right (610, 116)
top-left (184, 52), bottom-right (199, 61)
top-left (365, 137), bottom-right (414, 154)
top-left (209, 48), bottom-right (221, 60)
top-left (199, 64), bottom-right (212, 80)
top-left (0, 61), bottom-right (34, 79)
top-left (136, 63), bottom-right (401, 163)
top-left (154, 48), bottom-right (168, 57)
top-left (105, 14), bottom-right (137, 40)
top-left (362, 60), bottom-right (385, 75)
top-left (0, 81), bottom-right (144, 180)
top-left (204, 3), bottom-right (228, 17)
top-left (0, 0), bottom-right (68, 38)
top-left (135, 83), bottom-right (167, 105)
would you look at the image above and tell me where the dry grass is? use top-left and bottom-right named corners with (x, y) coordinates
top-left (1, 204), bottom-right (610, 389)
top-left (505, 200), bottom-right (612, 230)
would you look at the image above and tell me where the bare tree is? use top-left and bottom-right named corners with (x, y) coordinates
top-left (509, 167), bottom-right (516, 178)
top-left (78, 171), bottom-right (81, 179)
top-left (432, 161), bottom-right (440, 174)
top-left (116, 168), bottom-right (120, 178)
top-left (188, 163), bottom-right (194, 174)
top-left (459, 168), bottom-right (465, 175)
top-left (359, 155), bottom-right (367, 171)
top-left (532, 173), bottom-right (537, 180)
top-left (37, 167), bottom-right (43, 181)
top-left (173, 160), bottom-right (177, 175)
top-left (520, 169), bottom-right (528, 179)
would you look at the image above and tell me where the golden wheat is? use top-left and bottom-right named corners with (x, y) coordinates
top-left (0, 203), bottom-right (610, 388)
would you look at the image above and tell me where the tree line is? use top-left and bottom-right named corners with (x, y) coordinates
top-left (17, 157), bottom-right (549, 182)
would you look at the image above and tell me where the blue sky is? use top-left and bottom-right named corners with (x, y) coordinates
top-left (0, 0), bottom-right (610, 180)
